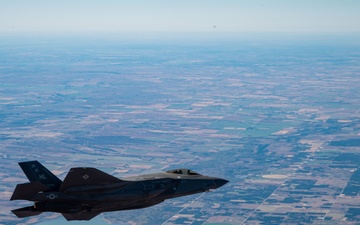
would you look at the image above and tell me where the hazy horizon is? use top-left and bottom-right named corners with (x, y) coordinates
top-left (1, 0), bottom-right (359, 33)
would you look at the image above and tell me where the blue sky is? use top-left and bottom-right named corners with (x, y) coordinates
top-left (1, 0), bottom-right (359, 32)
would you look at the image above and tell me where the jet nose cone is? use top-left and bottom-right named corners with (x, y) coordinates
top-left (215, 178), bottom-right (229, 188)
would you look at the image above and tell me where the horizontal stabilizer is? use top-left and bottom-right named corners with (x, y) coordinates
top-left (59, 167), bottom-right (122, 191)
top-left (12, 206), bottom-right (42, 218)
top-left (11, 182), bottom-right (49, 201)
top-left (62, 212), bottom-right (100, 221)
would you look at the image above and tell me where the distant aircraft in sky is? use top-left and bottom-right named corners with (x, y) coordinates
top-left (10, 161), bottom-right (228, 221)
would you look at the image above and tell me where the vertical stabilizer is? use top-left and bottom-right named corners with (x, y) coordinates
top-left (18, 161), bottom-right (62, 190)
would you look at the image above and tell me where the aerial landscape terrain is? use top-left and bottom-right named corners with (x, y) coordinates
top-left (0, 32), bottom-right (360, 224)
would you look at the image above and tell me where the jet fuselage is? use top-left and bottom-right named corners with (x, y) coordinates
top-left (11, 162), bottom-right (228, 221)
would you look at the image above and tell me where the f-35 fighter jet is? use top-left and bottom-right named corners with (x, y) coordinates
top-left (11, 161), bottom-right (228, 221)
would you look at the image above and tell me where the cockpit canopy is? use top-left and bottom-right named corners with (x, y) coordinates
top-left (166, 169), bottom-right (201, 176)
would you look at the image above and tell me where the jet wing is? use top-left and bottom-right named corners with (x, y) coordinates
top-left (59, 167), bottom-right (122, 191)
top-left (62, 212), bottom-right (100, 221)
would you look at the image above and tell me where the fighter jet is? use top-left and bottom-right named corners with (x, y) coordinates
top-left (10, 161), bottom-right (228, 221)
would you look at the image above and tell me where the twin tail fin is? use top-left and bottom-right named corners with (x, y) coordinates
top-left (18, 161), bottom-right (62, 190)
